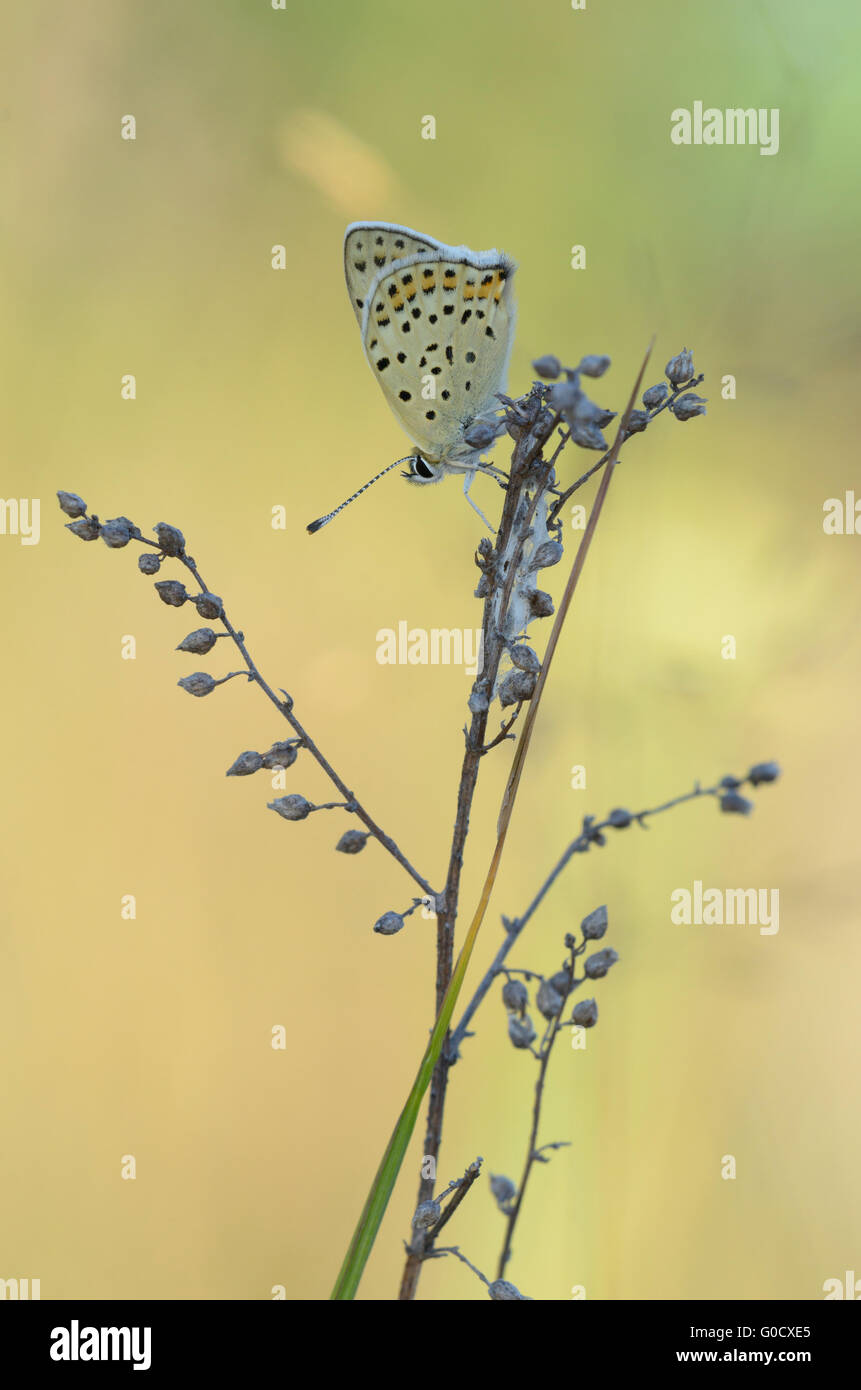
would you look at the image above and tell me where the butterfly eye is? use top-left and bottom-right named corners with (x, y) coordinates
top-left (413, 456), bottom-right (436, 480)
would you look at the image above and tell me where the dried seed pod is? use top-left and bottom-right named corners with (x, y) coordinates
top-left (178, 672), bottom-right (216, 697)
top-left (572, 998), bottom-right (598, 1028)
top-left (584, 947), bottom-right (619, 979)
top-left (463, 419), bottom-right (498, 449)
top-left (608, 808), bottom-right (632, 828)
top-left (195, 592), bottom-right (223, 620)
top-left (498, 669), bottom-right (536, 708)
top-left (154, 523), bottom-right (185, 556)
top-left (524, 588), bottom-right (554, 618)
top-left (501, 978), bottom-right (528, 1013)
top-left (579, 354), bottom-right (611, 378)
top-left (536, 978), bottom-right (565, 1020)
top-left (176, 627), bottom-right (217, 654)
top-left (66, 517), bottom-right (100, 541)
top-left (262, 741), bottom-right (299, 771)
top-left (373, 910), bottom-right (405, 936)
top-left (625, 409), bottom-right (649, 434)
top-left (642, 383), bottom-right (669, 410)
top-left (672, 392), bottom-right (707, 421)
top-left (488, 1280), bottom-right (531, 1300)
top-left (569, 419), bottom-right (608, 451)
top-left (100, 518), bottom-right (133, 548)
top-left (528, 540), bottom-right (563, 571)
top-left (336, 829), bottom-right (369, 854)
top-left (719, 791), bottom-right (753, 815)
top-left (268, 793), bottom-right (313, 821)
top-left (574, 396), bottom-right (611, 425)
top-left (489, 1174), bottom-right (517, 1209)
top-left (57, 491), bottom-right (87, 517)
top-left (665, 348), bottom-right (694, 384)
top-left (508, 1014), bottom-right (537, 1049)
top-left (549, 969), bottom-right (573, 996)
top-left (748, 761), bottom-right (780, 785)
top-left (510, 644), bottom-right (539, 673)
top-left (412, 1199), bottom-right (441, 1230)
top-left (548, 380), bottom-right (581, 411)
top-left (581, 905), bottom-right (608, 939)
top-left (155, 580), bottom-right (188, 607)
top-left (589, 406), bottom-right (617, 429)
top-left (226, 751), bottom-right (263, 777)
top-left (138, 552), bottom-right (162, 575)
top-left (532, 354), bottom-right (562, 380)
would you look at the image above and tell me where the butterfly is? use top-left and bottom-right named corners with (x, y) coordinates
top-left (307, 221), bottom-right (517, 532)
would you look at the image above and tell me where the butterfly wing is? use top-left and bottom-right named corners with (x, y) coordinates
top-left (359, 248), bottom-right (517, 461)
top-left (344, 222), bottom-right (443, 325)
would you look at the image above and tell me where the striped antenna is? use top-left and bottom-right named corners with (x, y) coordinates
top-left (306, 457), bottom-right (413, 534)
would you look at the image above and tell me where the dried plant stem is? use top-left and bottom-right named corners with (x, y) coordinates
top-left (424, 1158), bottom-right (484, 1243)
top-left (497, 970), bottom-right (571, 1278)
top-left (449, 771), bottom-right (750, 1058)
top-left (399, 401), bottom-right (562, 1300)
top-left (150, 541), bottom-right (436, 899)
top-left (332, 343), bottom-right (654, 1302)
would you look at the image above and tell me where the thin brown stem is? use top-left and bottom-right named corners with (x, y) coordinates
top-left (497, 956), bottom-right (575, 1278)
top-left (398, 392), bottom-right (563, 1300)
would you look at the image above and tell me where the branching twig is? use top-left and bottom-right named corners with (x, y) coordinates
top-left (548, 373), bottom-right (705, 523)
top-left (448, 764), bottom-right (779, 1060)
top-left (56, 498), bottom-right (437, 901)
top-left (497, 946), bottom-right (577, 1278)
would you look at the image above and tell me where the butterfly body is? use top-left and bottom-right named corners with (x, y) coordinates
top-left (307, 222), bottom-right (517, 532)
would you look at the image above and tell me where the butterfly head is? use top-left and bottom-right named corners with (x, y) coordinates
top-left (401, 450), bottom-right (446, 485)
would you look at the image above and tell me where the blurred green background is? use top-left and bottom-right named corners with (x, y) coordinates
top-left (2, 0), bottom-right (859, 1301)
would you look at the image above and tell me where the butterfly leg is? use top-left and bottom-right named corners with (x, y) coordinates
top-left (462, 469), bottom-right (496, 533)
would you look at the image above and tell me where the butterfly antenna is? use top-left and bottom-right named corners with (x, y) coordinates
top-left (306, 457), bottom-right (413, 534)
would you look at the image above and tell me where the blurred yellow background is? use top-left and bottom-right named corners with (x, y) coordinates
top-left (2, 0), bottom-right (859, 1301)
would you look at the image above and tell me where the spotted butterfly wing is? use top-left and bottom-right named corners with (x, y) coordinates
top-left (344, 222), bottom-right (442, 326)
top-left (359, 249), bottom-right (516, 462)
